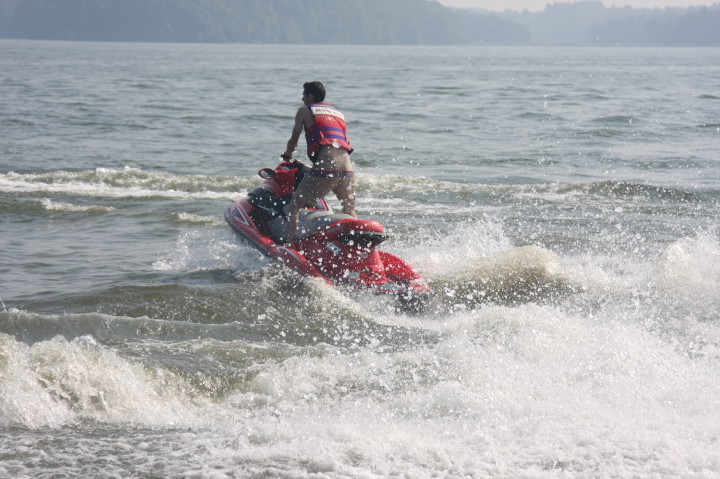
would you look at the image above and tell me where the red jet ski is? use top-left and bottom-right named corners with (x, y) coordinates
top-left (225, 161), bottom-right (431, 311)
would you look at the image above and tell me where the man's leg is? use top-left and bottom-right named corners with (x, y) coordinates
top-left (286, 175), bottom-right (335, 243)
top-left (332, 175), bottom-right (357, 218)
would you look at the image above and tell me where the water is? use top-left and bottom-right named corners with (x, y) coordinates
top-left (1, 39), bottom-right (719, 477)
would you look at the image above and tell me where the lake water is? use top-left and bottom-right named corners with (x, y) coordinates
top-left (1, 40), bottom-right (719, 478)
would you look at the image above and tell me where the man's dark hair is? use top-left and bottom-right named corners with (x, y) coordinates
top-left (303, 81), bottom-right (326, 102)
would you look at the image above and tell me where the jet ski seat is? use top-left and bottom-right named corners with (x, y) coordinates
top-left (266, 210), bottom-right (355, 244)
top-left (249, 187), bottom-right (386, 246)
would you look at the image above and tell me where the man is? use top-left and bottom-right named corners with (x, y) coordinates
top-left (282, 81), bottom-right (357, 244)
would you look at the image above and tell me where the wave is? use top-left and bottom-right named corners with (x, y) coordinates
top-left (574, 127), bottom-right (626, 138)
top-left (3, 302), bottom-right (718, 477)
top-left (379, 218), bottom-right (577, 309)
top-left (40, 198), bottom-right (115, 213)
top-left (491, 180), bottom-right (701, 204)
top-left (361, 174), bottom-right (703, 202)
top-left (8, 197), bottom-right (223, 226)
top-left (395, 216), bottom-right (718, 322)
top-left (584, 180), bottom-right (698, 201)
top-left (514, 111), bottom-right (567, 122)
top-left (0, 332), bottom-right (199, 428)
top-left (430, 245), bottom-right (576, 309)
top-left (172, 212), bottom-right (225, 226)
top-left (0, 309), bottom-right (262, 345)
top-left (592, 114), bottom-right (637, 125)
top-left (2, 167), bottom-right (707, 208)
top-left (0, 278), bottom-right (441, 351)
top-left (0, 167), bottom-right (256, 200)
top-left (653, 232), bottom-right (720, 305)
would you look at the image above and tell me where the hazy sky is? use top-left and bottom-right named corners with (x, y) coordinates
top-left (435, 0), bottom-right (719, 11)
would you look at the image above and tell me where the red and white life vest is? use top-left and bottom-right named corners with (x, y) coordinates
top-left (305, 103), bottom-right (352, 157)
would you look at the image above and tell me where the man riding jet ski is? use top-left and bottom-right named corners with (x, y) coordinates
top-left (281, 81), bottom-right (357, 244)
top-left (224, 160), bottom-right (431, 312)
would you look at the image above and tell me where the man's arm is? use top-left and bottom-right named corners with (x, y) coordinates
top-left (283, 107), bottom-right (307, 159)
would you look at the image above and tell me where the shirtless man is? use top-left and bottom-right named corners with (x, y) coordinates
top-left (282, 81), bottom-right (357, 244)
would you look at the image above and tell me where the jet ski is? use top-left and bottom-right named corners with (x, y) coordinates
top-left (225, 160), bottom-right (431, 311)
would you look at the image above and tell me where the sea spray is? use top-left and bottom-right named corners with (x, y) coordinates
top-left (653, 232), bottom-right (720, 301)
top-left (153, 228), bottom-right (269, 274)
top-left (432, 245), bottom-right (576, 308)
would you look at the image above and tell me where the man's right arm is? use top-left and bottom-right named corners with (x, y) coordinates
top-left (283, 107), bottom-right (306, 159)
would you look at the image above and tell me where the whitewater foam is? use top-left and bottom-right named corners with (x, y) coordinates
top-left (153, 228), bottom-right (270, 274)
top-left (40, 198), bottom-right (115, 213)
top-left (0, 333), bottom-right (197, 428)
top-left (172, 212), bottom-right (225, 225)
top-left (653, 232), bottom-right (720, 299)
top-left (0, 168), bottom-right (256, 201)
top-left (194, 301), bottom-right (720, 476)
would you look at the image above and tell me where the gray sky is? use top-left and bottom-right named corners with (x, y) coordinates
top-left (435, 0), bottom-right (718, 11)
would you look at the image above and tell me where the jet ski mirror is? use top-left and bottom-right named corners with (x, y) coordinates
top-left (258, 168), bottom-right (276, 179)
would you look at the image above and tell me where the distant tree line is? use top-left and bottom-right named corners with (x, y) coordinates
top-left (589, 5), bottom-right (720, 45)
top-left (499, 1), bottom-right (720, 45)
top-left (0, 0), bottom-right (718, 45)
top-left (0, 0), bottom-right (465, 44)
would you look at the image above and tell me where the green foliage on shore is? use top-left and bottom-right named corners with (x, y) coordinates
top-left (1, 0), bottom-right (718, 45)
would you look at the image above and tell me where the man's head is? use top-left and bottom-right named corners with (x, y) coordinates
top-left (302, 81), bottom-right (326, 104)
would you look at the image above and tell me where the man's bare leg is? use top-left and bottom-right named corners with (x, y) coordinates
top-left (286, 176), bottom-right (336, 243)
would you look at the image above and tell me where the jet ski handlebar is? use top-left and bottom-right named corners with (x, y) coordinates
top-left (259, 158), bottom-right (310, 179)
